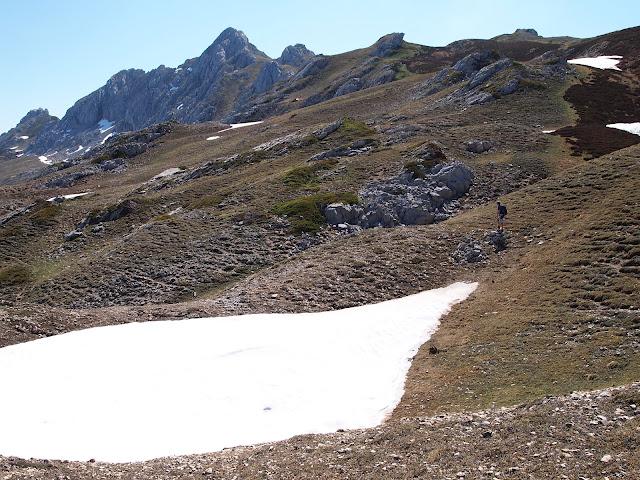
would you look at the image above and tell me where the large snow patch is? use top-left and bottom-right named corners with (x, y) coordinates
top-left (568, 55), bottom-right (622, 71)
top-left (0, 281), bottom-right (477, 463)
top-left (606, 122), bottom-right (640, 136)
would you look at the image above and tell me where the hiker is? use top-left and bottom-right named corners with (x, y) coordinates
top-left (496, 201), bottom-right (508, 232)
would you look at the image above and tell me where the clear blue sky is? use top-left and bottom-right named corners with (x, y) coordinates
top-left (1, 0), bottom-right (638, 132)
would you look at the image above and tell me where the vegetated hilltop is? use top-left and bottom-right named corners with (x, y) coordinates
top-left (0, 25), bottom-right (638, 478)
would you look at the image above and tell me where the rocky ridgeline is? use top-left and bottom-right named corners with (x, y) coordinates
top-left (325, 160), bottom-right (474, 229)
top-left (414, 48), bottom-right (570, 106)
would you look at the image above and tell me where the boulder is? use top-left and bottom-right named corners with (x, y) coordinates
top-left (313, 120), bottom-right (343, 140)
top-left (466, 140), bottom-right (493, 154)
top-left (499, 78), bottom-right (520, 95)
top-left (324, 203), bottom-right (364, 225)
top-left (64, 230), bottom-right (84, 241)
top-left (486, 230), bottom-right (507, 252)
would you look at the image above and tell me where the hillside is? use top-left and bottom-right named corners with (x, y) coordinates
top-left (0, 25), bottom-right (639, 478)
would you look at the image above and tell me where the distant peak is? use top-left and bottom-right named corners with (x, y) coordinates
top-left (514, 28), bottom-right (539, 37)
top-left (370, 32), bottom-right (404, 57)
top-left (215, 27), bottom-right (249, 43)
top-left (278, 44), bottom-right (315, 67)
top-left (202, 27), bottom-right (265, 61)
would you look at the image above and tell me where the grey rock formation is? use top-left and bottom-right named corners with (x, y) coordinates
top-left (0, 108), bottom-right (58, 156)
top-left (325, 162), bottom-right (474, 229)
top-left (76, 200), bottom-right (138, 230)
top-left (452, 51), bottom-right (500, 77)
top-left (514, 28), bottom-right (539, 37)
top-left (252, 61), bottom-right (291, 94)
top-left (278, 44), bottom-right (315, 67)
top-left (313, 119), bottom-right (343, 140)
top-left (309, 138), bottom-right (377, 161)
top-left (334, 78), bottom-right (362, 98)
top-left (466, 140), bottom-right (493, 153)
top-left (370, 33), bottom-right (405, 57)
top-left (468, 59), bottom-right (512, 88)
top-left (293, 56), bottom-right (330, 79)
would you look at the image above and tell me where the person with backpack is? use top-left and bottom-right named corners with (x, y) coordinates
top-left (497, 201), bottom-right (508, 232)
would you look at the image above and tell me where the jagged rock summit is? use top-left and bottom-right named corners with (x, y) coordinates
top-left (278, 44), bottom-right (315, 67)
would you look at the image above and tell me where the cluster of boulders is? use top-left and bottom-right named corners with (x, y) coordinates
top-left (325, 161), bottom-right (474, 229)
top-left (64, 199), bottom-right (138, 241)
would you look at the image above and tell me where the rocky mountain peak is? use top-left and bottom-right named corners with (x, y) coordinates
top-left (201, 27), bottom-right (265, 65)
top-left (514, 28), bottom-right (540, 37)
top-left (278, 44), bottom-right (315, 67)
top-left (370, 32), bottom-right (405, 57)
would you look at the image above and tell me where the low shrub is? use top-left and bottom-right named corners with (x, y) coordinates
top-left (0, 265), bottom-right (31, 286)
top-left (273, 192), bottom-right (359, 233)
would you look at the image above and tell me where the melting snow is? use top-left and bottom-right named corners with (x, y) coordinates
top-left (38, 155), bottom-right (52, 165)
top-left (606, 122), bottom-right (640, 136)
top-left (0, 282), bottom-right (476, 462)
top-left (98, 119), bottom-right (115, 134)
top-left (206, 121), bottom-right (264, 140)
top-left (567, 55), bottom-right (622, 71)
top-left (68, 145), bottom-right (84, 155)
top-left (218, 121), bottom-right (264, 133)
top-left (101, 133), bottom-right (115, 145)
top-left (47, 192), bottom-right (92, 202)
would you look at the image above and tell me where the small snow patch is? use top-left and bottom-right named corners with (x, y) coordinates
top-left (206, 135), bottom-right (220, 141)
top-left (606, 122), bottom-right (640, 136)
top-left (568, 55), bottom-right (622, 71)
top-left (9, 146), bottom-right (18, 151)
top-left (176, 103), bottom-right (184, 110)
top-left (18, 135), bottom-right (29, 139)
top-left (101, 133), bottom-right (115, 145)
top-left (68, 145), bottom-right (84, 155)
top-left (0, 282), bottom-right (476, 462)
top-left (542, 129), bottom-right (555, 134)
top-left (47, 192), bottom-right (92, 202)
top-left (218, 121), bottom-right (264, 133)
top-left (16, 153), bottom-right (24, 158)
top-left (38, 155), bottom-right (51, 165)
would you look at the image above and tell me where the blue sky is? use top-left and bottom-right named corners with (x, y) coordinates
top-left (1, 0), bottom-right (638, 132)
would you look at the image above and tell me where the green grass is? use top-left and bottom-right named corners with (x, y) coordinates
top-left (273, 192), bottom-right (359, 233)
top-left (282, 159), bottom-right (337, 188)
top-left (339, 117), bottom-right (375, 139)
top-left (520, 78), bottom-right (547, 91)
top-left (30, 204), bottom-right (61, 225)
top-left (189, 194), bottom-right (224, 209)
top-left (0, 265), bottom-right (31, 286)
